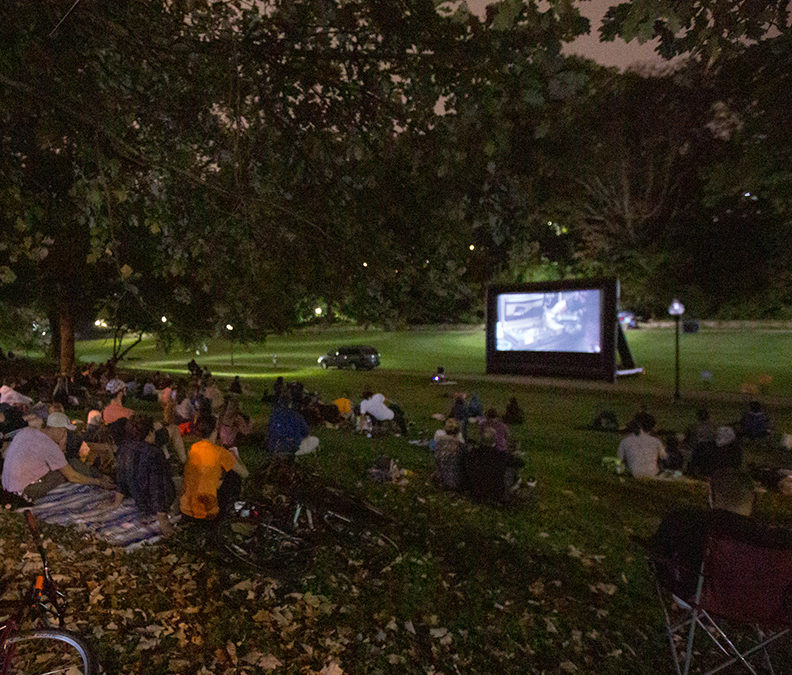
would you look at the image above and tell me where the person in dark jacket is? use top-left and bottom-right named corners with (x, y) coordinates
top-left (111, 415), bottom-right (175, 536)
top-left (267, 397), bottom-right (319, 455)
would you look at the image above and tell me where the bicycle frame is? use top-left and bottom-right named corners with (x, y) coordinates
top-left (0, 512), bottom-right (67, 672)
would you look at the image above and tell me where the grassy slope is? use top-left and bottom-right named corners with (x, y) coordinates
top-left (3, 326), bottom-right (789, 672)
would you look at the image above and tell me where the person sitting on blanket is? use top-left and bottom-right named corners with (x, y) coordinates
top-left (103, 379), bottom-right (134, 425)
top-left (180, 415), bottom-right (249, 522)
top-left (111, 415), bottom-right (176, 537)
top-left (1, 418), bottom-right (114, 501)
top-left (649, 468), bottom-right (792, 599)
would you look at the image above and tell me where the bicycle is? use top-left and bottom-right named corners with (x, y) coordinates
top-left (217, 500), bottom-right (315, 572)
top-left (0, 511), bottom-right (98, 675)
top-left (217, 473), bottom-right (399, 572)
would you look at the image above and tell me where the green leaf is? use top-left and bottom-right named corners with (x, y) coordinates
top-left (0, 266), bottom-right (17, 284)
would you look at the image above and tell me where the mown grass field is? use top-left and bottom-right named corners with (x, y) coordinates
top-left (1, 326), bottom-right (790, 673)
top-left (77, 323), bottom-right (792, 397)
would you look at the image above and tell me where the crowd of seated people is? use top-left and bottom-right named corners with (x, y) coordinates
top-left (429, 402), bottom-right (524, 501)
top-left (0, 366), bottom-right (253, 534)
top-left (614, 400), bottom-right (781, 482)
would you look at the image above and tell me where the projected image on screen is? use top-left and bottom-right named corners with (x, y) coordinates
top-left (495, 289), bottom-right (601, 353)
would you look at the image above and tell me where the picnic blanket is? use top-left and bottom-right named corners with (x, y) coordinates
top-left (28, 483), bottom-right (166, 550)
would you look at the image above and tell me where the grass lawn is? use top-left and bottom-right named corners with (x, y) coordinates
top-left (1, 326), bottom-right (790, 673)
top-left (77, 323), bottom-right (792, 397)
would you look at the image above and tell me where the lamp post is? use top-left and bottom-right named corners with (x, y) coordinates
top-left (668, 299), bottom-right (685, 403)
top-left (226, 324), bottom-right (234, 366)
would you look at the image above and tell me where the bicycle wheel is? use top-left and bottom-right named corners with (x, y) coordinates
top-left (219, 518), bottom-right (313, 570)
top-left (323, 512), bottom-right (399, 567)
top-left (6, 628), bottom-right (98, 674)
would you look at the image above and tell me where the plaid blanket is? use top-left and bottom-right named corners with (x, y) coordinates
top-left (29, 483), bottom-right (167, 550)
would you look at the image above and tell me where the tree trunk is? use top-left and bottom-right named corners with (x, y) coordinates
top-left (48, 308), bottom-right (61, 362)
top-left (59, 309), bottom-right (76, 374)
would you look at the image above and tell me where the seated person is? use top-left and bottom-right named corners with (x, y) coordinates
top-left (103, 380), bottom-right (134, 424)
top-left (0, 400), bottom-right (28, 435)
top-left (360, 391), bottom-right (394, 423)
top-left (0, 382), bottom-right (32, 406)
top-left (661, 433), bottom-right (685, 471)
top-left (216, 398), bottom-right (252, 449)
top-left (105, 375), bottom-right (126, 397)
top-left (52, 375), bottom-right (74, 408)
top-left (449, 395), bottom-right (468, 439)
top-left (686, 406), bottom-right (716, 447)
top-left (172, 387), bottom-right (195, 426)
top-left (465, 427), bottom-right (524, 500)
top-left (685, 407), bottom-right (718, 476)
top-left (2, 422), bottom-right (113, 500)
top-left (124, 378), bottom-right (140, 398)
top-left (267, 398), bottom-right (319, 456)
top-left (478, 409), bottom-right (510, 453)
top-left (141, 379), bottom-right (158, 401)
top-left (202, 378), bottom-right (225, 413)
top-left (111, 415), bottom-right (175, 536)
top-left (434, 418), bottom-right (464, 490)
top-left (433, 417), bottom-right (464, 447)
top-left (467, 391), bottom-right (484, 419)
top-left (650, 468), bottom-right (792, 599)
top-left (360, 390), bottom-right (408, 434)
top-left (739, 400), bottom-right (771, 440)
top-left (502, 396), bottom-right (525, 425)
top-left (617, 412), bottom-right (667, 478)
top-left (180, 415), bottom-right (249, 522)
top-left (333, 393), bottom-right (354, 421)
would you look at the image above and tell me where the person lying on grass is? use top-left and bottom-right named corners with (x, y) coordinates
top-left (111, 415), bottom-right (176, 537)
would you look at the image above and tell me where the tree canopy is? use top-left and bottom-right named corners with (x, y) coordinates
top-left (1, 0), bottom-right (790, 369)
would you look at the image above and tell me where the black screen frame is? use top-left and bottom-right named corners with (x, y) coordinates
top-left (486, 278), bottom-right (619, 382)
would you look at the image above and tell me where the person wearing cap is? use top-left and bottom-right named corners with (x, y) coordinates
top-left (103, 380), bottom-right (134, 425)
top-left (105, 376), bottom-right (125, 397)
top-left (1, 414), bottom-right (114, 500)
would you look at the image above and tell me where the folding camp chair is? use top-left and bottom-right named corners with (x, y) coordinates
top-left (652, 533), bottom-right (792, 675)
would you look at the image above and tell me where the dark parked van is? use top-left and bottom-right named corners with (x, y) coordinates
top-left (317, 345), bottom-right (380, 370)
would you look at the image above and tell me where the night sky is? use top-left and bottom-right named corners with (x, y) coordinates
top-left (465, 0), bottom-right (665, 69)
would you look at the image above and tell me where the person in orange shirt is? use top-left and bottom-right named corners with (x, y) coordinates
top-left (180, 415), bottom-right (249, 522)
top-left (332, 392), bottom-right (353, 421)
top-left (102, 380), bottom-right (134, 424)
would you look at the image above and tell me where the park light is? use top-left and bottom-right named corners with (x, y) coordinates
top-left (94, 319), bottom-right (108, 328)
top-left (668, 298), bottom-right (685, 403)
top-left (314, 307), bottom-right (322, 316)
top-left (226, 323), bottom-right (234, 331)
top-left (362, 261), bottom-right (368, 267)
top-left (469, 244), bottom-right (475, 251)
top-left (161, 315), bottom-right (168, 323)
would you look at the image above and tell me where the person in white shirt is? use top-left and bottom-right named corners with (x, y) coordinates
top-left (360, 391), bottom-right (394, 422)
top-left (618, 413), bottom-right (667, 478)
